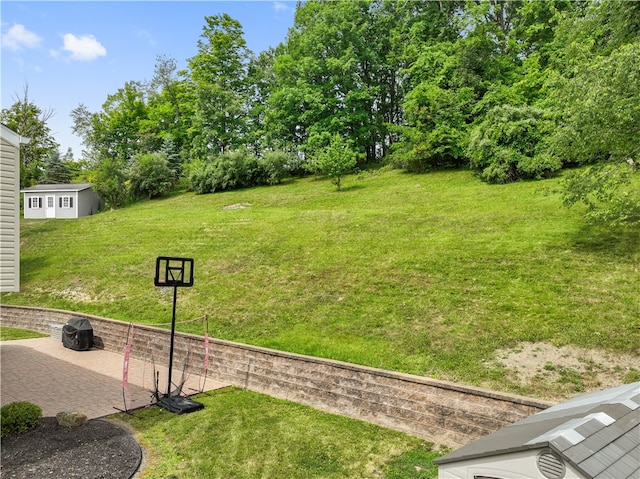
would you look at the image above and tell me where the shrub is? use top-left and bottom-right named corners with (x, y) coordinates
top-left (189, 150), bottom-right (262, 194)
top-left (468, 104), bottom-right (561, 183)
top-left (186, 158), bottom-right (208, 194)
top-left (1, 401), bottom-right (42, 436)
top-left (129, 152), bottom-right (175, 200)
top-left (258, 150), bottom-right (295, 185)
top-left (90, 157), bottom-right (128, 208)
top-left (518, 152), bottom-right (562, 180)
top-left (188, 149), bottom-right (307, 194)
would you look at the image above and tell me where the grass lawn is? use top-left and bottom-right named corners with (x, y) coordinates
top-left (115, 387), bottom-right (442, 479)
top-left (0, 327), bottom-right (47, 341)
top-left (2, 168), bottom-right (639, 399)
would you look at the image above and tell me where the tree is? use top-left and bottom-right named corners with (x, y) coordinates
top-left (452, 0), bottom-right (522, 97)
top-left (92, 82), bottom-right (150, 162)
top-left (72, 82), bottom-right (151, 168)
top-left (89, 157), bottom-right (127, 208)
top-left (548, 41), bottom-right (640, 165)
top-left (393, 82), bottom-right (474, 172)
top-left (70, 103), bottom-right (94, 154)
top-left (246, 48), bottom-right (277, 153)
top-left (187, 14), bottom-right (252, 156)
top-left (143, 55), bottom-right (191, 156)
top-left (1, 85), bottom-right (58, 186)
top-left (266, 0), bottom-right (457, 165)
top-left (310, 133), bottom-right (358, 191)
top-left (41, 150), bottom-right (72, 184)
top-left (41, 0), bottom-right (640, 209)
top-left (559, 161), bottom-right (639, 227)
top-left (160, 135), bottom-right (182, 178)
top-left (545, 1), bottom-right (640, 226)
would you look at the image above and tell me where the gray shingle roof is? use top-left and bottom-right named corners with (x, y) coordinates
top-left (434, 382), bottom-right (640, 479)
top-left (20, 183), bottom-right (93, 193)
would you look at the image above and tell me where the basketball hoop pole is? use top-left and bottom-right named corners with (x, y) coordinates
top-left (166, 282), bottom-right (178, 397)
top-left (154, 256), bottom-right (203, 414)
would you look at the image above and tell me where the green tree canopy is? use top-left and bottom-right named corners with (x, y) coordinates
top-left (187, 14), bottom-right (252, 156)
top-left (1, 85), bottom-right (59, 187)
top-left (548, 41), bottom-right (640, 165)
top-left (41, 150), bottom-right (73, 184)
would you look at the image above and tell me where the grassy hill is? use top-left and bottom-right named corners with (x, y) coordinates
top-left (4, 168), bottom-right (638, 399)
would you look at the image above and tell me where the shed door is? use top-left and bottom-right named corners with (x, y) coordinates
top-left (45, 195), bottom-right (55, 218)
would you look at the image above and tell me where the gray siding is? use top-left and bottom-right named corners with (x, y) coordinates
top-left (23, 186), bottom-right (101, 219)
top-left (0, 136), bottom-right (20, 292)
top-left (77, 188), bottom-right (102, 217)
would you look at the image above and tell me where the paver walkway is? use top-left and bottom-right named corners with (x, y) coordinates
top-left (1, 337), bottom-right (228, 418)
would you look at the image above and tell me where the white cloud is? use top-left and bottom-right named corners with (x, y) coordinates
top-left (2, 23), bottom-right (42, 50)
top-left (137, 29), bottom-right (156, 46)
top-left (61, 33), bottom-right (106, 61)
top-left (273, 1), bottom-right (291, 13)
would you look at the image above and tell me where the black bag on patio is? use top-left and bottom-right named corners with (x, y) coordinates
top-left (62, 317), bottom-right (93, 351)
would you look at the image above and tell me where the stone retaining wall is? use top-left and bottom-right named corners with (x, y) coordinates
top-left (0, 305), bottom-right (552, 448)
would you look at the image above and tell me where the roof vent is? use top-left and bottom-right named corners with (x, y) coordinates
top-left (537, 449), bottom-right (566, 479)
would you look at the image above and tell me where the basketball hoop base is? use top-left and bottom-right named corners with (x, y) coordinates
top-left (157, 395), bottom-right (204, 414)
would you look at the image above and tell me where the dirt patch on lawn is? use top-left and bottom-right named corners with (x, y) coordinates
top-left (494, 341), bottom-right (639, 400)
top-left (222, 202), bottom-right (251, 210)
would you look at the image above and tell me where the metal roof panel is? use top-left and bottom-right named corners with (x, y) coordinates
top-left (20, 183), bottom-right (93, 193)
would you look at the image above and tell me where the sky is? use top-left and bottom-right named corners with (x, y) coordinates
top-left (1, 1), bottom-right (297, 158)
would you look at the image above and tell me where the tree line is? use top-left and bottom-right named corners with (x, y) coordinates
top-left (2, 0), bottom-right (638, 225)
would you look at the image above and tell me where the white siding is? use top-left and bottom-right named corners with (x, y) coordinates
top-left (23, 193), bottom-right (47, 219)
top-left (53, 192), bottom-right (78, 219)
top-left (438, 449), bottom-right (585, 479)
top-left (0, 134), bottom-right (20, 292)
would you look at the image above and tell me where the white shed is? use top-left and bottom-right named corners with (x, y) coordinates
top-left (0, 123), bottom-right (28, 292)
top-left (434, 382), bottom-right (639, 479)
top-left (21, 183), bottom-right (103, 219)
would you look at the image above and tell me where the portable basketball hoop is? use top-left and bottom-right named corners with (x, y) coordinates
top-left (154, 256), bottom-right (203, 414)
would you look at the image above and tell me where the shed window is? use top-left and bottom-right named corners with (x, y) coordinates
top-left (28, 197), bottom-right (43, 209)
top-left (59, 196), bottom-right (74, 209)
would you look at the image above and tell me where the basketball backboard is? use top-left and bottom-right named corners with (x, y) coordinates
top-left (154, 256), bottom-right (194, 287)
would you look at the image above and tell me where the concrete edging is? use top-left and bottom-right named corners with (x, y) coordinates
top-left (0, 305), bottom-right (553, 448)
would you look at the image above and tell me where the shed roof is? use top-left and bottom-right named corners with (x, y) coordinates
top-left (20, 183), bottom-right (93, 193)
top-left (434, 382), bottom-right (640, 479)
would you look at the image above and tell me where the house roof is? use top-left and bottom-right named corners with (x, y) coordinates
top-left (434, 382), bottom-right (640, 479)
top-left (20, 183), bottom-right (93, 193)
top-left (1, 123), bottom-right (30, 147)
